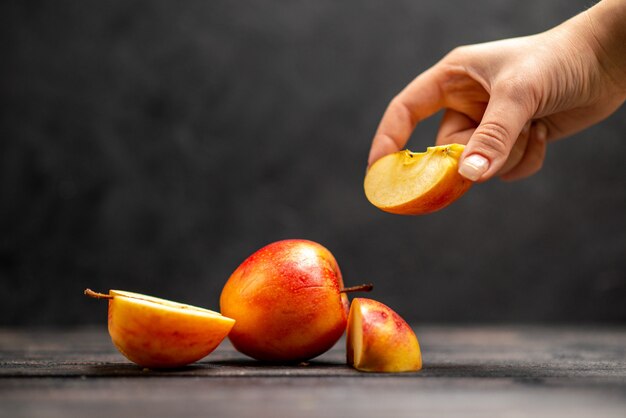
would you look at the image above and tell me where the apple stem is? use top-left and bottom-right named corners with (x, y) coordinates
top-left (340, 283), bottom-right (374, 293)
top-left (84, 288), bottom-right (113, 300)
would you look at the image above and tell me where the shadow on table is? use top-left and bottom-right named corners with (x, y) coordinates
top-left (84, 359), bottom-right (350, 377)
top-left (83, 360), bottom-right (578, 381)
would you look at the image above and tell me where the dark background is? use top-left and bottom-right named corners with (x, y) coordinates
top-left (2, 0), bottom-right (625, 326)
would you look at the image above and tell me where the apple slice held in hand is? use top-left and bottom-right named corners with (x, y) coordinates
top-left (347, 298), bottom-right (422, 373)
top-left (85, 289), bottom-right (235, 369)
top-left (364, 144), bottom-right (472, 215)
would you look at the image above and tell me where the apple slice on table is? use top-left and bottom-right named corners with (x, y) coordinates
top-left (347, 298), bottom-right (422, 373)
top-left (85, 289), bottom-right (235, 369)
top-left (364, 144), bottom-right (472, 215)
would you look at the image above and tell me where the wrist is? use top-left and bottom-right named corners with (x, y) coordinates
top-left (582, 0), bottom-right (626, 95)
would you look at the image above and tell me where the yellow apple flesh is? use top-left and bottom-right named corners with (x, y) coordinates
top-left (101, 290), bottom-right (235, 368)
top-left (347, 298), bottom-right (422, 373)
top-left (364, 144), bottom-right (472, 215)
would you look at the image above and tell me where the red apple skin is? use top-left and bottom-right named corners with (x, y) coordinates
top-left (220, 239), bottom-right (350, 362)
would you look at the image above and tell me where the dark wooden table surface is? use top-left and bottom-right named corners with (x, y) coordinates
top-left (1, 325), bottom-right (625, 417)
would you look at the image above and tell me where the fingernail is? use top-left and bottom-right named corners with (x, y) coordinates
top-left (459, 154), bottom-right (489, 181)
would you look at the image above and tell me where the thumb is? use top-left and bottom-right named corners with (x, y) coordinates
top-left (458, 89), bottom-right (532, 182)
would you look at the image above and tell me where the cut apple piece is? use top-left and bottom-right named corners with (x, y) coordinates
top-left (364, 144), bottom-right (472, 215)
top-left (85, 289), bottom-right (235, 368)
top-left (347, 298), bottom-right (422, 373)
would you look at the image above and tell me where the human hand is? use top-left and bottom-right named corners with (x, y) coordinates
top-left (368, 0), bottom-right (626, 182)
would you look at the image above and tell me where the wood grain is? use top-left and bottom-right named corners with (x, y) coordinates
top-left (1, 326), bottom-right (625, 417)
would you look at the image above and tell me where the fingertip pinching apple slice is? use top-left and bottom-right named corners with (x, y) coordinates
top-left (85, 289), bottom-right (235, 369)
top-left (364, 144), bottom-right (472, 215)
top-left (347, 298), bottom-right (422, 373)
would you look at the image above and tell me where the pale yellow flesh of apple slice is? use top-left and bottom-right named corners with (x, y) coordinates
top-left (350, 303), bottom-right (364, 367)
top-left (364, 144), bottom-right (471, 214)
top-left (109, 290), bottom-right (228, 319)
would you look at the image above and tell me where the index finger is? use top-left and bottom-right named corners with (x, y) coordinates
top-left (368, 65), bottom-right (446, 166)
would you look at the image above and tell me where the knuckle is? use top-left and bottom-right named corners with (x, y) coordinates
top-left (498, 78), bottom-right (527, 102)
top-left (472, 122), bottom-right (512, 158)
top-left (388, 96), bottom-right (417, 128)
top-left (446, 45), bottom-right (472, 61)
top-left (494, 77), bottom-right (537, 113)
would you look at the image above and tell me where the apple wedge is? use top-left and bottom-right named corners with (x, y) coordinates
top-left (364, 144), bottom-right (472, 215)
top-left (347, 298), bottom-right (422, 373)
top-left (85, 289), bottom-right (235, 368)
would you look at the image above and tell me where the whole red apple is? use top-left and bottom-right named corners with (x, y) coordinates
top-left (220, 239), bottom-right (350, 362)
